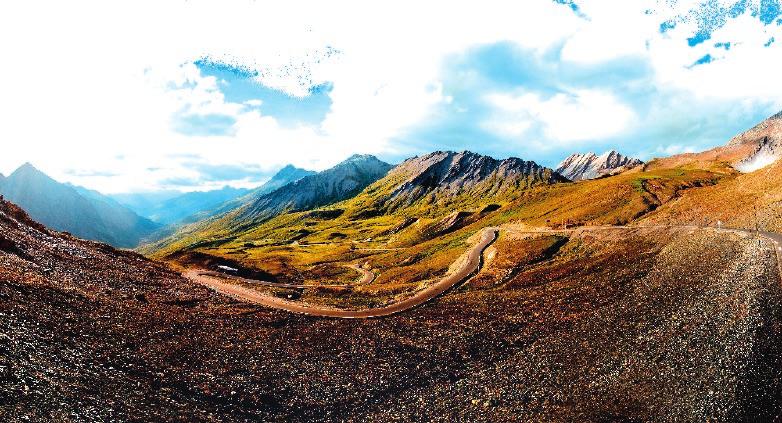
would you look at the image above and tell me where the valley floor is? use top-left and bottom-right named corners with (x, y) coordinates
top-left (4, 226), bottom-right (782, 421)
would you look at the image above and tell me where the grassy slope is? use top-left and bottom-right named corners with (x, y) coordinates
top-left (642, 158), bottom-right (782, 231)
top-left (148, 165), bottom-right (727, 306)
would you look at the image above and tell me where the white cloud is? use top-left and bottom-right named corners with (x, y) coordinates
top-left (486, 89), bottom-right (637, 144)
top-left (0, 0), bottom-right (780, 192)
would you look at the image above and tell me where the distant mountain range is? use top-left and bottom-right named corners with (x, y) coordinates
top-left (111, 164), bottom-right (314, 226)
top-left (556, 150), bottom-right (643, 181)
top-left (130, 186), bottom-right (251, 226)
top-left (14, 108), bottom-right (782, 257)
top-left (143, 154), bottom-right (393, 253)
top-left (190, 164), bottom-right (316, 223)
top-left (0, 163), bottom-right (160, 248)
top-left (233, 155), bottom-right (392, 225)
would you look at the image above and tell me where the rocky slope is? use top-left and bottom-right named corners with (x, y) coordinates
top-left (5, 195), bottom-right (782, 421)
top-left (379, 151), bottom-right (566, 211)
top-left (728, 111), bottom-right (782, 172)
top-left (236, 154), bottom-right (392, 224)
top-left (556, 150), bottom-right (643, 181)
top-left (0, 163), bottom-right (160, 248)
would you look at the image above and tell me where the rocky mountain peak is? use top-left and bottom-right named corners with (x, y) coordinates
top-left (556, 150), bottom-right (642, 181)
top-left (384, 150), bottom-right (566, 210)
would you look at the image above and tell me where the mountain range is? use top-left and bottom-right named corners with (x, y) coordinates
top-left (381, 151), bottom-right (567, 211)
top-left (7, 110), bottom-right (782, 256)
top-left (144, 150), bottom-right (569, 258)
top-left (188, 164), bottom-right (315, 222)
top-left (555, 150), bottom-right (643, 181)
top-left (7, 110), bottom-right (782, 421)
top-left (0, 163), bottom-right (160, 248)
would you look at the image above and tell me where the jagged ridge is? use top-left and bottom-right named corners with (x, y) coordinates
top-left (556, 150), bottom-right (642, 181)
top-left (380, 151), bottom-right (566, 211)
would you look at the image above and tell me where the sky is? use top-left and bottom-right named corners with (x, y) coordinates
top-left (1, 0), bottom-right (781, 193)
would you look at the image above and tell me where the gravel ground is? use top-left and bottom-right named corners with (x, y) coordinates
top-left (2, 199), bottom-right (782, 422)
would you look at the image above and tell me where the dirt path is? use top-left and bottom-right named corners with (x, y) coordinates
top-left (195, 263), bottom-right (373, 290)
top-left (186, 224), bottom-right (782, 318)
top-left (347, 264), bottom-right (375, 284)
top-left (185, 227), bottom-right (498, 318)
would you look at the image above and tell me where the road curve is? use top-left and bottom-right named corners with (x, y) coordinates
top-left (185, 227), bottom-right (498, 318)
top-left (192, 271), bottom-right (352, 289)
top-left (347, 264), bottom-right (376, 284)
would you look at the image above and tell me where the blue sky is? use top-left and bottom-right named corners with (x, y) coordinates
top-left (1, 0), bottom-right (781, 192)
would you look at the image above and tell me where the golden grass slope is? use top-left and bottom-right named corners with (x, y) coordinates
top-left (642, 158), bottom-right (782, 231)
top-left (148, 164), bottom-right (727, 296)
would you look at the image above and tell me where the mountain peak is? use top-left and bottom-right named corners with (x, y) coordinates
top-left (332, 154), bottom-right (391, 174)
top-left (556, 150), bottom-right (642, 181)
top-left (9, 162), bottom-right (53, 182)
top-left (16, 162), bottom-right (40, 173)
top-left (237, 155), bottom-right (392, 223)
top-left (342, 154), bottom-right (384, 164)
top-left (384, 150), bottom-right (565, 211)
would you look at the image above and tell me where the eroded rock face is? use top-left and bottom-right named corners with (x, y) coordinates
top-left (556, 150), bottom-right (643, 181)
top-left (384, 151), bottom-right (566, 210)
top-left (730, 111), bottom-right (782, 172)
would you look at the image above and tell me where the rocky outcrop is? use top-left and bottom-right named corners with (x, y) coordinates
top-left (729, 111), bottom-right (782, 172)
top-left (382, 151), bottom-right (566, 210)
top-left (556, 150), bottom-right (642, 181)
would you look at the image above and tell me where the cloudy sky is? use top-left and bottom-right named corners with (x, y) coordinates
top-left (1, 0), bottom-right (781, 193)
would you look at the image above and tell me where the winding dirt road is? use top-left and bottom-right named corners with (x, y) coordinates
top-left (193, 263), bottom-right (372, 290)
top-left (185, 227), bottom-right (498, 318)
top-left (186, 224), bottom-right (782, 319)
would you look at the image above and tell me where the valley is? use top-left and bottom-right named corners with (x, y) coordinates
top-left (5, 111), bottom-right (782, 421)
top-left (4, 195), bottom-right (782, 421)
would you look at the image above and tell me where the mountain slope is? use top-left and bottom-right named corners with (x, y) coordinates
top-left (142, 155), bottom-right (392, 254)
top-left (556, 150), bottom-right (643, 181)
top-left (147, 186), bottom-right (251, 225)
top-left (235, 155), bottom-right (392, 225)
top-left (0, 163), bottom-right (160, 248)
top-left (634, 110), bottom-right (782, 231)
top-left (728, 111), bottom-right (782, 172)
top-left (377, 151), bottom-right (567, 211)
top-left (646, 110), bottom-right (782, 173)
top-left (192, 164), bottom-right (315, 221)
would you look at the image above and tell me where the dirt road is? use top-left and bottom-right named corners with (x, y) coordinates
top-left (185, 227), bottom-right (498, 318)
top-left (186, 224), bottom-right (782, 318)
